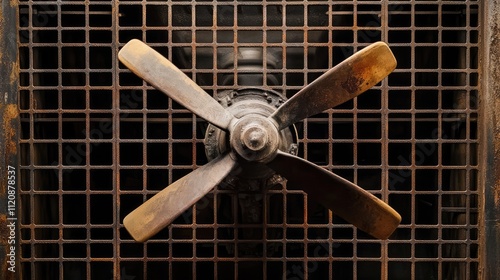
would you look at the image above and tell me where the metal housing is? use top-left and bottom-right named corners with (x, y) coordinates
top-left (0, 0), bottom-right (496, 279)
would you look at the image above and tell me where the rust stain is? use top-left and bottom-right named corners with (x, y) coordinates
top-left (490, 10), bottom-right (500, 209)
top-left (3, 104), bottom-right (19, 156)
top-left (0, 104), bottom-right (17, 200)
top-left (480, 2), bottom-right (500, 279)
top-left (1, 1), bottom-right (19, 279)
top-left (0, 215), bottom-right (8, 244)
top-left (0, 215), bottom-right (16, 279)
top-left (10, 61), bottom-right (19, 84)
top-left (340, 75), bottom-right (363, 94)
top-left (0, 246), bottom-right (16, 280)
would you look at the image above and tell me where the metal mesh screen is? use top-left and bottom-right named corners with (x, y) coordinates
top-left (18, 1), bottom-right (479, 279)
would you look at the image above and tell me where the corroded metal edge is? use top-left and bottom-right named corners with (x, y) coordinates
top-left (0, 0), bottom-right (19, 278)
top-left (480, 0), bottom-right (500, 279)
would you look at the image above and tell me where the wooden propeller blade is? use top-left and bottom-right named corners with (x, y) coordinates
top-left (119, 39), bottom-right (236, 131)
top-left (270, 41), bottom-right (396, 130)
top-left (123, 153), bottom-right (238, 242)
top-left (267, 150), bottom-right (401, 239)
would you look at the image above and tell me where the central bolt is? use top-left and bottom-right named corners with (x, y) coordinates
top-left (229, 115), bottom-right (280, 163)
top-left (241, 126), bottom-right (268, 151)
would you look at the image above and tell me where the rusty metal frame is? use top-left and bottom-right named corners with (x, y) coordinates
top-left (0, 0), bottom-right (19, 278)
top-left (480, 0), bottom-right (500, 279)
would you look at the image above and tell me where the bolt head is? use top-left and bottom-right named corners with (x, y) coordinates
top-left (241, 125), bottom-right (268, 151)
top-left (229, 115), bottom-right (280, 162)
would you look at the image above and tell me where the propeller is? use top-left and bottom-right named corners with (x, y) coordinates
top-left (267, 151), bottom-right (400, 239)
top-left (119, 39), bottom-right (401, 242)
top-left (118, 39), bottom-right (236, 131)
top-left (270, 42), bottom-right (397, 130)
top-left (123, 153), bottom-right (238, 242)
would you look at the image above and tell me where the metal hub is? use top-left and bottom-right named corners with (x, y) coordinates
top-left (204, 88), bottom-right (298, 179)
top-left (242, 126), bottom-right (267, 151)
top-left (229, 115), bottom-right (280, 162)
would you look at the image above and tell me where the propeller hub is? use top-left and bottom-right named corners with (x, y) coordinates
top-left (204, 89), bottom-right (298, 179)
top-left (241, 125), bottom-right (268, 151)
top-left (230, 115), bottom-right (280, 163)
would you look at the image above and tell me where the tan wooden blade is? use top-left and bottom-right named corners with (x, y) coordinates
top-left (119, 39), bottom-right (236, 131)
top-left (270, 41), bottom-right (396, 130)
top-left (267, 150), bottom-right (401, 239)
top-left (123, 153), bottom-right (238, 242)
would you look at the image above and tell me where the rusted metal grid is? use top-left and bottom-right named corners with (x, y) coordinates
top-left (17, 1), bottom-right (480, 279)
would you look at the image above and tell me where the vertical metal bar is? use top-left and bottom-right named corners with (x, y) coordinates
top-left (112, 0), bottom-right (120, 279)
top-left (0, 0), bottom-right (20, 278)
top-left (380, 2), bottom-right (389, 279)
top-left (410, 4), bottom-right (417, 280)
top-left (480, 0), bottom-right (500, 279)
